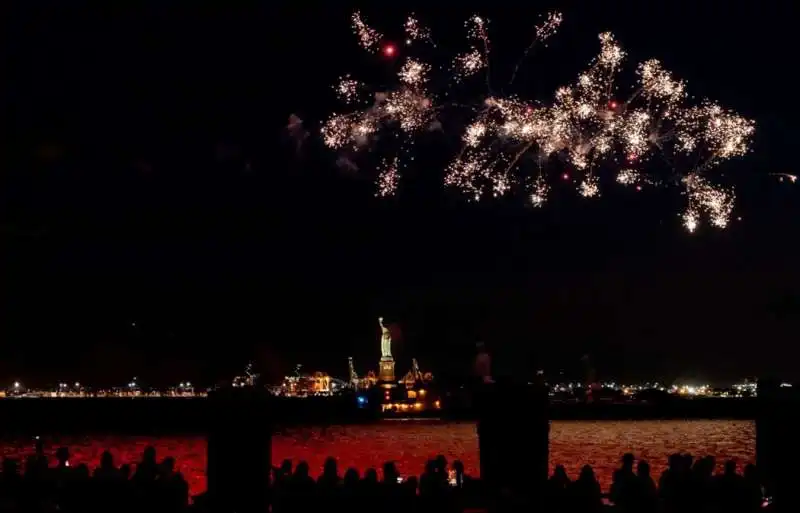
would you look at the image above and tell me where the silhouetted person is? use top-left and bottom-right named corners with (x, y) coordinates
top-left (419, 459), bottom-right (442, 497)
top-left (92, 451), bottom-right (123, 513)
top-left (403, 475), bottom-right (419, 511)
top-left (155, 456), bottom-right (188, 513)
top-left (318, 457), bottom-right (341, 489)
top-left (385, 461), bottom-right (400, 482)
top-left (120, 464), bottom-right (132, 488)
top-left (570, 465), bottom-right (602, 513)
top-left (64, 463), bottom-right (90, 513)
top-left (272, 459), bottom-right (293, 513)
top-left (715, 460), bottom-right (746, 513)
top-left (420, 459), bottom-right (449, 513)
top-left (546, 465), bottom-right (571, 513)
top-left (133, 446), bottom-right (159, 511)
top-left (660, 452), bottom-right (687, 512)
top-left (634, 460), bottom-right (658, 513)
top-left (138, 446), bottom-right (159, 480)
top-left (742, 463), bottom-right (763, 512)
top-left (381, 461), bottom-right (403, 513)
top-left (29, 438), bottom-right (49, 480)
top-left (690, 455), bottom-right (715, 511)
top-left (271, 459), bottom-right (292, 513)
top-left (0, 458), bottom-right (22, 511)
top-left (316, 457), bottom-right (341, 511)
top-left (275, 459), bottom-right (292, 484)
top-left (452, 460), bottom-right (467, 489)
top-left (358, 468), bottom-right (380, 513)
top-left (340, 468), bottom-right (360, 512)
top-left (23, 453), bottom-right (51, 512)
top-left (93, 451), bottom-right (116, 479)
top-left (289, 461), bottom-right (315, 513)
top-left (51, 447), bottom-right (74, 509)
top-left (610, 452), bottom-right (637, 511)
top-left (55, 446), bottom-right (71, 470)
top-left (435, 455), bottom-right (448, 476)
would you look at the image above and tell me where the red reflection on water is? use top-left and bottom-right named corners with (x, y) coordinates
top-left (0, 420), bottom-right (754, 499)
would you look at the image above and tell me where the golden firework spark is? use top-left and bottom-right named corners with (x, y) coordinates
top-left (320, 11), bottom-right (754, 232)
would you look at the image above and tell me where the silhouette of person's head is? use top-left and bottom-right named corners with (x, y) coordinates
top-left (364, 468), bottom-right (378, 484)
top-left (435, 455), bottom-right (447, 473)
top-left (706, 456), bottom-right (716, 469)
top-left (637, 460), bottom-right (651, 478)
top-left (142, 446), bottom-right (156, 465)
top-left (553, 464), bottom-right (568, 481)
top-left (344, 468), bottom-right (359, 487)
top-left (453, 460), bottom-right (465, 476)
top-left (280, 459), bottom-right (292, 475)
top-left (323, 457), bottom-right (338, 477)
top-left (75, 464), bottom-right (89, 479)
top-left (161, 457), bottom-right (176, 475)
top-left (425, 460), bottom-right (437, 476)
top-left (100, 451), bottom-right (114, 469)
top-left (383, 461), bottom-right (399, 482)
top-left (622, 453), bottom-right (635, 469)
top-left (579, 465), bottom-right (595, 482)
top-left (295, 461), bottom-right (310, 478)
top-left (724, 460), bottom-right (737, 476)
top-left (120, 464), bottom-right (131, 480)
top-left (56, 447), bottom-right (69, 466)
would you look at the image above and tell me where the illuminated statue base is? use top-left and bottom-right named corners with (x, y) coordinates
top-left (378, 357), bottom-right (396, 385)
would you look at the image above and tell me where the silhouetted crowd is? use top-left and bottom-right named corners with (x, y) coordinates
top-left (0, 441), bottom-right (188, 513)
top-left (547, 453), bottom-right (765, 513)
top-left (0, 444), bottom-right (768, 512)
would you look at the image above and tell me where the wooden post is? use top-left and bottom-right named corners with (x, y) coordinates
top-left (206, 388), bottom-right (272, 513)
top-left (757, 379), bottom-right (797, 511)
top-left (476, 379), bottom-right (549, 509)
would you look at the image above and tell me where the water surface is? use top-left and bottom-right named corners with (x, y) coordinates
top-left (0, 419), bottom-right (755, 498)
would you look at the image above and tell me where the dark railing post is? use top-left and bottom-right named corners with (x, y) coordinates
top-left (756, 379), bottom-right (796, 511)
top-left (207, 388), bottom-right (272, 513)
top-left (477, 379), bottom-right (549, 509)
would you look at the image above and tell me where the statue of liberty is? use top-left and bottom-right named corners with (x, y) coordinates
top-left (379, 317), bottom-right (392, 359)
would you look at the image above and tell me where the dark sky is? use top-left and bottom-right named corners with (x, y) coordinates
top-left (1, 1), bottom-right (799, 387)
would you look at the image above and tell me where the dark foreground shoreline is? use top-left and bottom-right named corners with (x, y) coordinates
top-left (0, 396), bottom-right (759, 435)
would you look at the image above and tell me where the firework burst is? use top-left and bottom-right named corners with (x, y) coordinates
top-left (320, 11), bottom-right (754, 231)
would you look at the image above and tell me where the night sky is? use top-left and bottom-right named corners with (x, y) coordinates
top-left (1, 1), bottom-right (799, 387)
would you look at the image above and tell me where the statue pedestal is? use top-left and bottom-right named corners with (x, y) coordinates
top-left (378, 357), bottom-right (396, 384)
